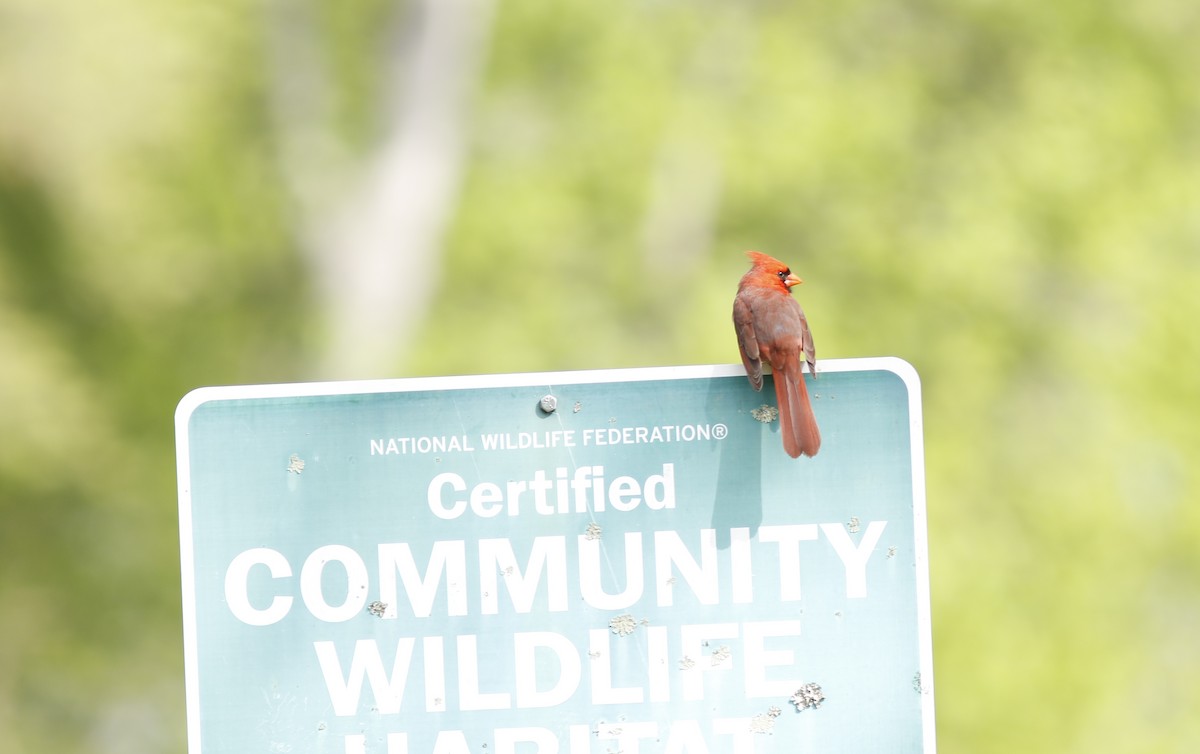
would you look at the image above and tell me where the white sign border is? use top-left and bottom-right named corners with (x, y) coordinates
top-left (174, 356), bottom-right (934, 753)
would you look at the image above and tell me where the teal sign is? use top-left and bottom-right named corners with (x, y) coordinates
top-left (175, 359), bottom-right (934, 753)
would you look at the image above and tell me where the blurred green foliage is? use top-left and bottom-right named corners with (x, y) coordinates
top-left (2, 0), bottom-right (1199, 752)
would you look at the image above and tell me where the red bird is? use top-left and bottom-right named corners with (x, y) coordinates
top-left (733, 251), bottom-right (821, 458)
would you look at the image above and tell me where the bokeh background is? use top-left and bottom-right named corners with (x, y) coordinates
top-left (2, 0), bottom-right (1198, 752)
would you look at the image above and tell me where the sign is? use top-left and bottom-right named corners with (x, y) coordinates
top-left (175, 358), bottom-right (934, 753)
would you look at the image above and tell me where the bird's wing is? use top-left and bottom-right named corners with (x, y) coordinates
top-left (798, 306), bottom-right (817, 375)
top-left (732, 293), bottom-right (763, 391)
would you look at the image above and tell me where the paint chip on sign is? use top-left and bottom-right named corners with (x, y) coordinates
top-left (609, 614), bottom-right (638, 636)
top-left (751, 405), bottom-right (778, 423)
top-left (790, 682), bottom-right (825, 711)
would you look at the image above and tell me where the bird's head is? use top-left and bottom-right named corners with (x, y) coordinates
top-left (745, 250), bottom-right (803, 289)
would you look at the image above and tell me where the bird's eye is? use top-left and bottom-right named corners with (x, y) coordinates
top-left (777, 269), bottom-right (790, 281)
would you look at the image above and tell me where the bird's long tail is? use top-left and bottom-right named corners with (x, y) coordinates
top-left (773, 363), bottom-right (821, 458)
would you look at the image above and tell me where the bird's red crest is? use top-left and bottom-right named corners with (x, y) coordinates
top-left (742, 250), bottom-right (800, 290)
top-left (745, 250), bottom-right (785, 271)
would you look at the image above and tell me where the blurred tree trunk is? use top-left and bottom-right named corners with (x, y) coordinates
top-left (267, 0), bottom-right (495, 378)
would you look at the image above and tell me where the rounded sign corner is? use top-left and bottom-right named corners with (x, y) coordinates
top-left (875, 356), bottom-right (921, 396)
top-left (175, 387), bottom-right (222, 429)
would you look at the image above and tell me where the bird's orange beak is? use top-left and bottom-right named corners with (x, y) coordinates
top-left (785, 273), bottom-right (803, 288)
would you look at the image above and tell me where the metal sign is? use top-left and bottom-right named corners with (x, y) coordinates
top-left (175, 358), bottom-right (934, 753)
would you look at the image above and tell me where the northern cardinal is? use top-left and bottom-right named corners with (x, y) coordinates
top-left (733, 251), bottom-right (821, 458)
